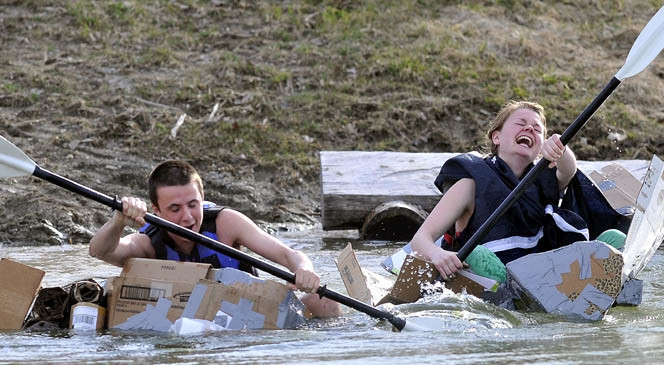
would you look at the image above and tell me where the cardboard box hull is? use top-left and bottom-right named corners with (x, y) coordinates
top-left (107, 259), bottom-right (306, 331)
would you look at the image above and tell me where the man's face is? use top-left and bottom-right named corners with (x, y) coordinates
top-left (153, 182), bottom-right (204, 246)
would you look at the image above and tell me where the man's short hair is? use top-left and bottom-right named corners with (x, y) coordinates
top-left (147, 160), bottom-right (204, 208)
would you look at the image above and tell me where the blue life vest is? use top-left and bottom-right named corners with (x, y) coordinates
top-left (139, 203), bottom-right (256, 274)
top-left (435, 154), bottom-right (624, 264)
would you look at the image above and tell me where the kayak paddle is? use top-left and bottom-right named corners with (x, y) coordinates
top-left (0, 134), bottom-right (432, 332)
top-left (457, 5), bottom-right (664, 261)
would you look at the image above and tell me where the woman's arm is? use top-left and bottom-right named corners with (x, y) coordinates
top-left (542, 134), bottom-right (577, 191)
top-left (411, 178), bottom-right (475, 278)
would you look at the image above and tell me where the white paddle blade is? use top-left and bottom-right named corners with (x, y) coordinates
top-left (616, 5), bottom-right (664, 80)
top-left (400, 316), bottom-right (453, 332)
top-left (0, 135), bottom-right (36, 178)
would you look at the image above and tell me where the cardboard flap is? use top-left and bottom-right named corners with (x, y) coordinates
top-left (589, 163), bottom-right (640, 211)
top-left (376, 255), bottom-right (494, 306)
top-left (335, 243), bottom-right (373, 305)
top-left (622, 154), bottom-right (664, 280)
top-left (0, 258), bottom-right (45, 330)
top-left (121, 258), bottom-right (211, 282)
top-left (376, 255), bottom-right (435, 306)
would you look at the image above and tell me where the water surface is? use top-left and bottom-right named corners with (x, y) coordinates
top-left (2, 226), bottom-right (664, 364)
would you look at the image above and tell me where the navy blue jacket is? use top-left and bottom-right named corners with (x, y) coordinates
top-left (435, 154), bottom-right (626, 264)
top-left (140, 204), bottom-right (257, 275)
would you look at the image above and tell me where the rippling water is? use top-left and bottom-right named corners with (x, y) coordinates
top-left (2, 225), bottom-right (664, 364)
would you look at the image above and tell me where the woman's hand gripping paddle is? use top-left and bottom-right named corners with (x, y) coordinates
top-left (0, 135), bottom-right (438, 332)
top-left (457, 5), bottom-right (664, 261)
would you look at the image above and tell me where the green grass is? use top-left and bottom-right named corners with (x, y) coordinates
top-left (4, 0), bottom-right (662, 185)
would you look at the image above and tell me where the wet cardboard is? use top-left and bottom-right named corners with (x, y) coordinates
top-left (107, 258), bottom-right (305, 331)
top-left (108, 276), bottom-right (226, 331)
top-left (69, 302), bottom-right (105, 330)
top-left (206, 268), bottom-right (305, 330)
top-left (507, 240), bottom-right (624, 320)
top-left (375, 255), bottom-right (497, 305)
top-left (0, 258), bottom-right (45, 330)
top-left (336, 245), bottom-right (496, 306)
top-left (335, 243), bottom-right (373, 305)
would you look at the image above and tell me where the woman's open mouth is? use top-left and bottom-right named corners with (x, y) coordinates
top-left (516, 135), bottom-right (533, 148)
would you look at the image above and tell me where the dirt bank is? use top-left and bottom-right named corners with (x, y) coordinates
top-left (1, 1), bottom-right (663, 246)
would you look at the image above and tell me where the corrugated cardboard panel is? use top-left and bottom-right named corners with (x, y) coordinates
top-left (375, 255), bottom-right (494, 305)
top-left (507, 241), bottom-right (624, 320)
top-left (623, 155), bottom-right (664, 280)
top-left (589, 163), bottom-right (640, 211)
top-left (121, 258), bottom-right (210, 282)
top-left (107, 276), bottom-right (208, 328)
top-left (0, 258), bottom-right (45, 330)
top-left (108, 259), bottom-right (306, 331)
top-left (335, 243), bottom-right (372, 305)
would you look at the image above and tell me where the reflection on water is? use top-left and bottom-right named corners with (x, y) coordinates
top-left (2, 225), bottom-right (664, 363)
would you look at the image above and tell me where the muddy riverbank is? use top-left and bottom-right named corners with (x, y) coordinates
top-left (1, 1), bottom-right (663, 246)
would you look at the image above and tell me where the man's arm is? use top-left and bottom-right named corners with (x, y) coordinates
top-left (215, 209), bottom-right (320, 293)
top-left (89, 197), bottom-right (155, 267)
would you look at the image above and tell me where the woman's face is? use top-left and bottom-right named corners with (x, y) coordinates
top-left (491, 108), bottom-right (545, 162)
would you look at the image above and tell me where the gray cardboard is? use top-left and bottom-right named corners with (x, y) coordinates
top-left (506, 240), bottom-right (623, 320)
top-left (212, 267), bottom-right (305, 329)
top-left (616, 278), bottom-right (643, 306)
top-left (115, 297), bottom-right (173, 331)
top-left (181, 283), bottom-right (208, 319)
top-left (276, 290), bottom-right (306, 329)
top-left (220, 298), bottom-right (265, 330)
top-left (214, 267), bottom-right (263, 285)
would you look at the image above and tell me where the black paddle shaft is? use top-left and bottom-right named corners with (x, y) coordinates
top-left (31, 165), bottom-right (407, 331)
top-left (456, 77), bottom-right (622, 261)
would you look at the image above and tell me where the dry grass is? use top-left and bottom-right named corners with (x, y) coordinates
top-left (1, 0), bottom-right (663, 192)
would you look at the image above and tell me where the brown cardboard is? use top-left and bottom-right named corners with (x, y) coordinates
top-left (107, 276), bottom-right (220, 328)
top-left (589, 163), bottom-right (640, 211)
top-left (214, 278), bottom-right (300, 330)
top-left (0, 258), bottom-right (45, 330)
top-left (107, 258), bottom-right (306, 331)
top-left (121, 258), bottom-right (210, 281)
top-left (374, 255), bottom-right (494, 305)
top-left (335, 243), bottom-right (373, 305)
top-left (334, 245), bottom-right (497, 306)
top-left (69, 302), bottom-right (106, 330)
top-left (107, 258), bottom-right (217, 329)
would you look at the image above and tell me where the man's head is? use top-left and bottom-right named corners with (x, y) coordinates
top-left (147, 160), bottom-right (205, 249)
top-left (148, 160), bottom-right (204, 209)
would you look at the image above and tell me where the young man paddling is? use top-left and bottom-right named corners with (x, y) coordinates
top-left (89, 160), bottom-right (342, 318)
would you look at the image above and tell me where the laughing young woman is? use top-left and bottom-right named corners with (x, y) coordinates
top-left (410, 100), bottom-right (625, 282)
